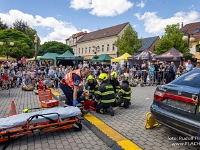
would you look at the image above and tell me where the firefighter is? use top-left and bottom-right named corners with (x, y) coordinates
top-left (95, 73), bottom-right (115, 116)
top-left (109, 71), bottom-right (120, 93)
top-left (116, 73), bottom-right (132, 109)
top-left (84, 75), bottom-right (98, 99)
top-left (59, 67), bottom-right (89, 107)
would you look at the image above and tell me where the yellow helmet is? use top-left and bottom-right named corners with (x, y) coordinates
top-left (110, 72), bottom-right (117, 79)
top-left (98, 73), bottom-right (108, 81)
top-left (87, 75), bottom-right (94, 81)
top-left (22, 108), bottom-right (30, 113)
top-left (121, 73), bottom-right (129, 80)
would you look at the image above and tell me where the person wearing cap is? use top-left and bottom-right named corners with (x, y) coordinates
top-left (108, 71), bottom-right (120, 93)
top-left (116, 73), bottom-right (132, 109)
top-left (95, 73), bottom-right (115, 116)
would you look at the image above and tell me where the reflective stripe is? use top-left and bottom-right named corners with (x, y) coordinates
top-left (101, 99), bottom-right (115, 103)
top-left (101, 91), bottom-right (115, 96)
top-left (106, 85), bottom-right (113, 89)
top-left (64, 69), bottom-right (82, 89)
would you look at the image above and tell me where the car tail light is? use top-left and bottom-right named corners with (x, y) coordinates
top-left (154, 90), bottom-right (166, 101)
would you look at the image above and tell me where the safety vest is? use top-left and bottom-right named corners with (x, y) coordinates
top-left (63, 69), bottom-right (82, 89)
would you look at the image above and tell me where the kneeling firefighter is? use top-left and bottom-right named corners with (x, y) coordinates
top-left (116, 73), bottom-right (131, 109)
top-left (109, 71), bottom-right (120, 93)
top-left (95, 73), bottom-right (115, 116)
top-left (83, 75), bottom-right (98, 99)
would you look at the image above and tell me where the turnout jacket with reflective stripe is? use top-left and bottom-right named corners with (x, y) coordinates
top-left (96, 82), bottom-right (115, 104)
top-left (108, 78), bottom-right (120, 93)
top-left (117, 81), bottom-right (131, 101)
top-left (84, 79), bottom-right (99, 95)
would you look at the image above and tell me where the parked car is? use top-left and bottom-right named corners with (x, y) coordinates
top-left (151, 69), bottom-right (200, 137)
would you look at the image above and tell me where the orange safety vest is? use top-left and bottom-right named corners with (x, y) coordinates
top-left (63, 69), bottom-right (82, 89)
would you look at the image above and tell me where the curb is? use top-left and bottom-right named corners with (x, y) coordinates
top-left (50, 88), bottom-right (142, 150)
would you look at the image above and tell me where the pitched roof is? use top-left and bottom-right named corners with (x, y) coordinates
top-left (77, 22), bottom-right (129, 43)
top-left (72, 31), bottom-right (85, 38)
top-left (139, 36), bottom-right (159, 52)
top-left (180, 22), bottom-right (200, 41)
top-left (66, 31), bottom-right (85, 40)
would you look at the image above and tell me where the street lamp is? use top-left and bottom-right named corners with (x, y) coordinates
top-left (0, 40), bottom-right (14, 60)
top-left (34, 34), bottom-right (38, 60)
top-left (182, 33), bottom-right (195, 51)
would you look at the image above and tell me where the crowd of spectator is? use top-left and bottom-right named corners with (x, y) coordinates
top-left (0, 59), bottom-right (199, 91)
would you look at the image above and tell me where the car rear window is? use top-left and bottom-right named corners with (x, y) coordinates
top-left (170, 69), bottom-right (200, 88)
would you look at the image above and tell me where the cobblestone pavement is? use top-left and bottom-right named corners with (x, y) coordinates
top-left (91, 86), bottom-right (199, 150)
top-left (57, 86), bottom-right (200, 150)
top-left (0, 88), bottom-right (110, 150)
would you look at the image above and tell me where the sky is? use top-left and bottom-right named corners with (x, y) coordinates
top-left (0, 0), bottom-right (200, 44)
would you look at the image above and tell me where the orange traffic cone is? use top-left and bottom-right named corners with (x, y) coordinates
top-left (9, 100), bottom-right (17, 116)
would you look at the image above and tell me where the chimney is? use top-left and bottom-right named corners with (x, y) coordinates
top-left (181, 22), bottom-right (183, 28)
top-left (84, 31), bottom-right (87, 34)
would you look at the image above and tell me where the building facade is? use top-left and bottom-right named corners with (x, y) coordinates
top-left (76, 22), bottom-right (130, 59)
top-left (180, 22), bottom-right (200, 61)
top-left (65, 32), bottom-right (85, 56)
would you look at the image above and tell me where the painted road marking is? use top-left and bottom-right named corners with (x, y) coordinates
top-left (51, 88), bottom-right (142, 150)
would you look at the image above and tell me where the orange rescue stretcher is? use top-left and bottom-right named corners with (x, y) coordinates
top-left (0, 107), bottom-right (82, 146)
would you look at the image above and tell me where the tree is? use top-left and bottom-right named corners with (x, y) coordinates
top-left (115, 25), bottom-right (142, 55)
top-left (0, 18), bottom-right (8, 30)
top-left (0, 29), bottom-right (34, 60)
top-left (38, 41), bottom-right (73, 55)
top-left (155, 23), bottom-right (187, 54)
top-left (13, 20), bottom-right (28, 33)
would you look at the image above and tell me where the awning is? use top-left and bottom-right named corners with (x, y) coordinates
top-left (27, 56), bottom-right (41, 61)
top-left (111, 53), bottom-right (131, 62)
top-left (96, 54), bottom-right (112, 62)
top-left (40, 53), bottom-right (60, 60)
top-left (0, 56), bottom-right (16, 61)
top-left (56, 51), bottom-right (75, 60)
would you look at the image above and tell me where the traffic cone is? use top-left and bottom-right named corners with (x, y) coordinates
top-left (9, 100), bottom-right (17, 116)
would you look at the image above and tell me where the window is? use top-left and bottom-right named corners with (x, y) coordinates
top-left (85, 47), bottom-right (87, 53)
top-left (89, 47), bottom-right (91, 53)
top-left (82, 48), bottom-right (83, 53)
top-left (181, 30), bottom-right (187, 34)
top-left (194, 28), bottom-right (200, 33)
top-left (91, 35), bottom-right (94, 39)
top-left (102, 45), bottom-right (104, 52)
top-left (171, 70), bottom-right (200, 88)
top-left (79, 48), bottom-right (80, 54)
top-left (107, 44), bottom-right (109, 51)
top-left (104, 32), bottom-right (108, 36)
top-left (112, 44), bottom-right (115, 51)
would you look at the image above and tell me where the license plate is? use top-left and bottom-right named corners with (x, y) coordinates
top-left (166, 98), bottom-right (196, 114)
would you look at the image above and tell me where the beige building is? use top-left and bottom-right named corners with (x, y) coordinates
top-left (76, 22), bottom-right (130, 59)
top-left (65, 32), bottom-right (86, 56)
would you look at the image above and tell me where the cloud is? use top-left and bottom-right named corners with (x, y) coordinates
top-left (134, 10), bottom-right (200, 35)
top-left (136, 0), bottom-right (145, 8)
top-left (70, 0), bottom-right (134, 17)
top-left (0, 10), bottom-right (88, 44)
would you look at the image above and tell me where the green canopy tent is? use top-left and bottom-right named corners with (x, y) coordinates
top-left (56, 50), bottom-right (75, 60)
top-left (75, 56), bottom-right (84, 61)
top-left (40, 52), bottom-right (60, 66)
top-left (90, 56), bottom-right (99, 62)
top-left (96, 54), bottom-right (112, 62)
